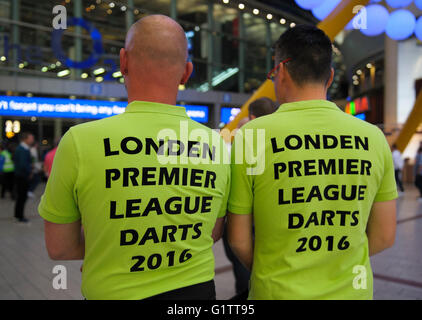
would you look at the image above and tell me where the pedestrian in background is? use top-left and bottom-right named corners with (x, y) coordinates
top-left (13, 132), bottom-right (35, 223)
top-left (391, 144), bottom-right (404, 194)
top-left (1, 142), bottom-right (16, 200)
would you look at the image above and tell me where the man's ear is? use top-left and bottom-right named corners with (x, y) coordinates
top-left (180, 62), bottom-right (193, 85)
top-left (120, 48), bottom-right (128, 76)
top-left (326, 67), bottom-right (335, 89)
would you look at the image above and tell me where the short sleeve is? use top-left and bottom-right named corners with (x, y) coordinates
top-left (227, 129), bottom-right (254, 215)
top-left (374, 136), bottom-right (399, 202)
top-left (217, 167), bottom-right (231, 218)
top-left (38, 129), bottom-right (81, 223)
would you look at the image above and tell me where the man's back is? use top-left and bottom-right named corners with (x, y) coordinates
top-left (229, 100), bottom-right (397, 299)
top-left (39, 101), bottom-right (230, 299)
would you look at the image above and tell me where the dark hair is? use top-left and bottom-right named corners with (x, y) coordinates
top-left (19, 132), bottom-right (34, 142)
top-left (249, 97), bottom-right (277, 118)
top-left (273, 24), bottom-right (333, 86)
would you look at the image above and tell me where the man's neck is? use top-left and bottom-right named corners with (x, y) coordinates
top-left (126, 80), bottom-right (179, 105)
top-left (282, 85), bottom-right (328, 104)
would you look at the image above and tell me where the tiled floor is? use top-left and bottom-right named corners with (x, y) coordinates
top-left (0, 183), bottom-right (421, 300)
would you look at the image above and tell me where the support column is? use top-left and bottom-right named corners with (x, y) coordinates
top-left (207, 1), bottom-right (214, 90)
top-left (384, 35), bottom-right (398, 139)
top-left (11, 0), bottom-right (20, 72)
top-left (73, 0), bottom-right (83, 79)
top-left (213, 103), bottom-right (221, 129)
top-left (170, 0), bottom-right (177, 20)
top-left (126, 0), bottom-right (135, 30)
top-left (265, 21), bottom-right (272, 73)
top-left (54, 119), bottom-right (62, 142)
top-left (238, 11), bottom-right (246, 93)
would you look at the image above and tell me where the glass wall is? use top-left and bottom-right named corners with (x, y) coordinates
top-left (0, 0), bottom-right (301, 94)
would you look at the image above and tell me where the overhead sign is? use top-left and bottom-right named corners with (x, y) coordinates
top-left (345, 96), bottom-right (370, 116)
top-left (0, 96), bottom-right (209, 123)
top-left (220, 107), bottom-right (241, 124)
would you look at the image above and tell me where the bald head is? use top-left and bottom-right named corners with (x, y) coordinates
top-left (125, 15), bottom-right (188, 73)
top-left (120, 15), bottom-right (193, 104)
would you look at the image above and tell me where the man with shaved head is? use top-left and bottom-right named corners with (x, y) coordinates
top-left (39, 15), bottom-right (230, 300)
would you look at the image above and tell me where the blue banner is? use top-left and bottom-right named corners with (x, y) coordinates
top-left (0, 96), bottom-right (209, 123)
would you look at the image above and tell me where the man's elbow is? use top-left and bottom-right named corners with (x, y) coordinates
top-left (46, 248), bottom-right (66, 260)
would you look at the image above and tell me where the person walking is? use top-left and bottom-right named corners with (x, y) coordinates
top-left (14, 132), bottom-right (35, 223)
top-left (227, 25), bottom-right (397, 300)
top-left (39, 15), bottom-right (230, 300)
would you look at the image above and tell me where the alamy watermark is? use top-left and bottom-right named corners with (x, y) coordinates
top-left (52, 5), bottom-right (67, 30)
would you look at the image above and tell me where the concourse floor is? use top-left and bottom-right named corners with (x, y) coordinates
top-left (0, 183), bottom-right (421, 300)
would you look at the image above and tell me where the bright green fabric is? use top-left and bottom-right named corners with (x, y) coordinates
top-left (228, 100), bottom-right (397, 300)
top-left (1, 150), bottom-right (14, 172)
top-left (39, 101), bottom-right (230, 300)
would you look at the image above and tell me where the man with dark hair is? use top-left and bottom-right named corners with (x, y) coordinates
top-left (248, 97), bottom-right (277, 120)
top-left (228, 25), bottom-right (397, 299)
top-left (14, 132), bottom-right (35, 223)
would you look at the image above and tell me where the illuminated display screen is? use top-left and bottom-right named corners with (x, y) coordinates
top-left (220, 107), bottom-right (241, 124)
top-left (0, 96), bottom-right (209, 123)
top-left (345, 96), bottom-right (370, 116)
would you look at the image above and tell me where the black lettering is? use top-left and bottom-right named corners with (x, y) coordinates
top-left (201, 196), bottom-right (213, 213)
top-left (346, 159), bottom-right (359, 174)
top-left (292, 187), bottom-right (305, 203)
top-left (110, 200), bottom-right (124, 219)
top-left (351, 211), bottom-right (360, 226)
top-left (278, 189), bottom-right (291, 205)
top-left (165, 197), bottom-right (182, 214)
top-left (188, 141), bottom-right (200, 158)
top-left (190, 169), bottom-right (204, 187)
top-left (288, 161), bottom-right (302, 177)
top-left (168, 140), bottom-right (184, 156)
top-left (361, 160), bottom-right (372, 175)
top-left (182, 168), bottom-right (188, 186)
top-left (123, 168), bottom-right (139, 187)
top-left (340, 135), bottom-right (353, 149)
top-left (142, 167), bottom-right (156, 185)
top-left (178, 224), bottom-right (193, 240)
top-left (324, 185), bottom-right (339, 200)
top-left (126, 199), bottom-right (142, 218)
top-left (342, 185), bottom-right (357, 200)
top-left (304, 211), bottom-right (319, 228)
top-left (192, 223), bottom-right (202, 239)
top-left (355, 136), bottom-right (369, 151)
top-left (105, 169), bottom-right (120, 188)
top-left (303, 160), bottom-right (317, 176)
top-left (337, 210), bottom-right (351, 226)
top-left (120, 229), bottom-right (138, 245)
top-left (319, 159), bottom-right (336, 175)
top-left (321, 210), bottom-right (335, 225)
top-left (306, 185), bottom-right (323, 202)
top-left (323, 135), bottom-right (338, 149)
top-left (304, 134), bottom-right (320, 149)
top-left (162, 225), bottom-right (178, 242)
top-left (145, 138), bottom-right (164, 155)
top-left (274, 162), bottom-right (286, 179)
top-left (204, 171), bottom-right (216, 189)
top-left (271, 137), bottom-right (284, 153)
top-left (288, 213), bottom-right (304, 229)
top-left (142, 198), bottom-right (163, 216)
top-left (104, 138), bottom-right (119, 156)
top-left (285, 135), bottom-right (302, 150)
top-left (185, 197), bottom-right (200, 214)
top-left (358, 185), bottom-right (367, 200)
top-left (159, 167), bottom-right (179, 185)
top-left (121, 137), bottom-right (143, 154)
top-left (203, 143), bottom-right (216, 161)
top-left (138, 227), bottom-right (160, 245)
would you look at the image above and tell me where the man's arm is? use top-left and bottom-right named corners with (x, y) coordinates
top-left (366, 199), bottom-right (396, 256)
top-left (227, 212), bottom-right (253, 271)
top-left (212, 217), bottom-right (225, 243)
top-left (44, 219), bottom-right (85, 260)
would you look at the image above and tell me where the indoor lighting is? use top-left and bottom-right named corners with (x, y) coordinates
top-left (121, 5), bottom-right (127, 11)
top-left (267, 13), bottom-right (273, 20)
top-left (356, 69), bottom-right (362, 75)
top-left (41, 66), bottom-right (48, 72)
top-left (96, 76), bottom-right (104, 83)
top-left (109, 2), bottom-right (115, 8)
top-left (223, 0), bottom-right (229, 3)
top-left (366, 63), bottom-right (373, 69)
top-left (93, 67), bottom-right (105, 75)
top-left (112, 71), bottom-right (122, 78)
top-left (81, 72), bottom-right (89, 79)
top-left (1, 56), bottom-right (7, 61)
top-left (253, 9), bottom-right (259, 15)
top-left (280, 18), bottom-right (286, 24)
top-left (238, 3), bottom-right (245, 9)
top-left (290, 22), bottom-right (296, 28)
top-left (57, 69), bottom-right (70, 77)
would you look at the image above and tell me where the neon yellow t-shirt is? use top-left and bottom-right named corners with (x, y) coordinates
top-left (39, 101), bottom-right (230, 300)
top-left (228, 100), bottom-right (397, 300)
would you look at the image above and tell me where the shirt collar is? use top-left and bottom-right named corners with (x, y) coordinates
top-left (276, 99), bottom-right (341, 113)
top-left (125, 101), bottom-right (189, 119)
top-left (20, 142), bottom-right (30, 150)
